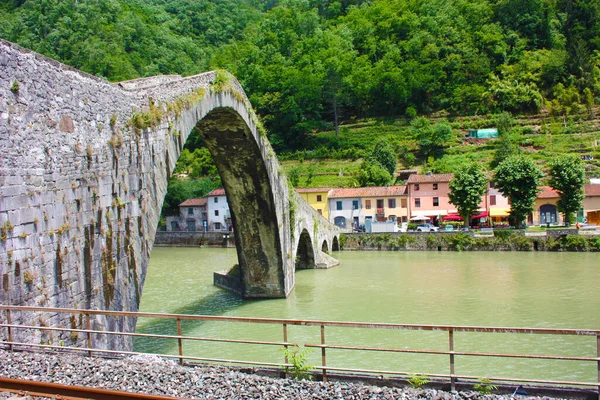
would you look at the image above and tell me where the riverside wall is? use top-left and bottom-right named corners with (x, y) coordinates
top-left (341, 231), bottom-right (600, 251)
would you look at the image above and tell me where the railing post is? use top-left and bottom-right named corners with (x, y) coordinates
top-left (597, 334), bottom-right (600, 396)
top-left (449, 329), bottom-right (455, 392)
top-left (283, 323), bottom-right (289, 378)
top-left (85, 313), bottom-right (92, 357)
top-left (177, 318), bottom-right (183, 365)
top-left (321, 325), bottom-right (327, 383)
top-left (6, 309), bottom-right (13, 352)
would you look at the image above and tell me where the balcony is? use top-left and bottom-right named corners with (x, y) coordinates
top-left (376, 208), bottom-right (384, 215)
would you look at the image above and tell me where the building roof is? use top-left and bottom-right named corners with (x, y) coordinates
top-left (329, 186), bottom-right (407, 199)
top-left (406, 173), bottom-right (454, 184)
top-left (295, 188), bottom-right (331, 193)
top-left (584, 184), bottom-right (600, 196)
top-left (206, 188), bottom-right (226, 197)
top-left (537, 186), bottom-right (559, 199)
top-left (179, 198), bottom-right (207, 207)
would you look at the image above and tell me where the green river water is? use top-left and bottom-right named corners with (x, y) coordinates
top-left (135, 248), bottom-right (600, 384)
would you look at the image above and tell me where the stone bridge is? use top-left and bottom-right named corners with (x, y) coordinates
top-left (0, 39), bottom-right (339, 348)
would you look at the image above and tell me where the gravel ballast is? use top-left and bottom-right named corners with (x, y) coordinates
top-left (0, 350), bottom-right (568, 399)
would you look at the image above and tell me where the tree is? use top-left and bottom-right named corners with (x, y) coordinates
top-left (493, 156), bottom-right (543, 228)
top-left (448, 163), bottom-right (489, 227)
top-left (357, 160), bottom-right (392, 187)
top-left (412, 117), bottom-right (453, 160)
top-left (490, 133), bottom-right (521, 169)
top-left (369, 139), bottom-right (397, 176)
top-left (549, 155), bottom-right (585, 225)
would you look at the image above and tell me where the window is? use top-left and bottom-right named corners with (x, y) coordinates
top-left (317, 195), bottom-right (322, 202)
top-left (433, 183), bottom-right (438, 190)
top-left (433, 197), bottom-right (439, 207)
top-left (352, 200), bottom-right (359, 210)
top-left (415, 198), bottom-right (421, 208)
top-left (336, 201), bottom-right (343, 210)
top-left (377, 199), bottom-right (384, 209)
top-left (490, 195), bottom-right (496, 206)
top-left (214, 197), bottom-right (218, 203)
top-left (317, 209), bottom-right (322, 215)
top-left (388, 199), bottom-right (396, 208)
top-left (188, 208), bottom-right (194, 215)
top-left (401, 198), bottom-right (407, 208)
top-left (414, 184), bottom-right (420, 191)
top-left (365, 200), bottom-right (371, 209)
top-left (334, 216), bottom-right (346, 228)
top-left (215, 210), bottom-right (219, 216)
top-left (214, 222), bottom-right (221, 230)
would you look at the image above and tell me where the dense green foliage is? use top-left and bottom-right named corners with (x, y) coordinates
top-left (4, 0), bottom-right (600, 153)
top-left (549, 154), bottom-right (586, 224)
top-left (448, 163), bottom-right (489, 226)
top-left (494, 155), bottom-right (543, 227)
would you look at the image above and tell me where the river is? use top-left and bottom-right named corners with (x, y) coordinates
top-left (135, 248), bottom-right (600, 384)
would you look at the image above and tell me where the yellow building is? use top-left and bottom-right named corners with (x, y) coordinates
top-left (295, 188), bottom-right (331, 220)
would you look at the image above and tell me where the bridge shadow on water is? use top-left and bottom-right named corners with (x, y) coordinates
top-left (133, 289), bottom-right (255, 354)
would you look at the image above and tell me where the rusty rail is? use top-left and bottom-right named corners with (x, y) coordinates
top-left (0, 377), bottom-right (189, 399)
top-left (1, 305), bottom-right (599, 394)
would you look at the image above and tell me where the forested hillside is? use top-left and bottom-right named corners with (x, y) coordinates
top-left (3, 0), bottom-right (600, 214)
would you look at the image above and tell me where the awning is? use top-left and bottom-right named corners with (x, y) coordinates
top-left (443, 214), bottom-right (463, 221)
top-left (472, 211), bottom-right (489, 219)
top-left (490, 208), bottom-right (510, 217)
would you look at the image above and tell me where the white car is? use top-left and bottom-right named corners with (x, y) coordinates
top-left (416, 223), bottom-right (439, 232)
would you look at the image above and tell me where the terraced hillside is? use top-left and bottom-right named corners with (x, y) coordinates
top-left (280, 111), bottom-right (600, 188)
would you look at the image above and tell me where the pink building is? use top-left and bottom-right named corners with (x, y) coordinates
top-left (406, 173), bottom-right (457, 219)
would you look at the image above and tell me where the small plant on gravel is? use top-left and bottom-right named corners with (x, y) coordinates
top-left (474, 377), bottom-right (498, 395)
top-left (407, 374), bottom-right (430, 389)
top-left (280, 346), bottom-right (313, 380)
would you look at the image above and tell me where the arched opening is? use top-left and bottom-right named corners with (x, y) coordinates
top-left (539, 204), bottom-right (558, 225)
top-left (332, 236), bottom-right (340, 251)
top-left (295, 229), bottom-right (315, 270)
top-left (321, 240), bottom-right (329, 254)
top-left (195, 107), bottom-right (285, 297)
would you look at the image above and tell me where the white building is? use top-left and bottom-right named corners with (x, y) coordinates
top-left (206, 188), bottom-right (232, 231)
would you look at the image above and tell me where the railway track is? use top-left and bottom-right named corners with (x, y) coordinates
top-left (0, 377), bottom-right (189, 400)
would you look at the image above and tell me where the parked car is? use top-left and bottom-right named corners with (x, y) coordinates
top-left (417, 223), bottom-right (439, 232)
top-left (444, 225), bottom-right (454, 232)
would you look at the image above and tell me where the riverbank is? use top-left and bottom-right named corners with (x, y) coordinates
top-left (0, 350), bottom-right (585, 400)
top-left (341, 231), bottom-right (600, 251)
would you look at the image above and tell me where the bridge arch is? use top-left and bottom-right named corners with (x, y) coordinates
top-left (321, 240), bottom-right (329, 254)
top-left (332, 236), bottom-right (340, 251)
top-left (0, 39), bottom-right (339, 350)
top-left (295, 229), bottom-right (316, 270)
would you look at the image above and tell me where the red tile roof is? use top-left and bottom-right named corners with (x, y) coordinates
top-left (329, 186), bottom-right (407, 199)
top-left (584, 184), bottom-right (600, 196)
top-left (179, 198), bottom-right (207, 207)
top-left (407, 173), bottom-right (454, 183)
top-left (537, 186), bottom-right (559, 199)
top-left (295, 188), bottom-right (331, 193)
top-left (207, 188), bottom-right (226, 197)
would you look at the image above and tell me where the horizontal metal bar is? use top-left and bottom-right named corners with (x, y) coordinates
top-left (305, 343), bottom-right (600, 362)
top-left (2, 305), bottom-right (598, 336)
top-left (0, 341), bottom-right (291, 369)
top-left (0, 377), bottom-right (188, 400)
top-left (0, 323), bottom-right (296, 347)
top-left (310, 365), bottom-right (600, 387)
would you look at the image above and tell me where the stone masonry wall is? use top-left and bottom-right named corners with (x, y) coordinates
top-left (0, 39), bottom-right (339, 350)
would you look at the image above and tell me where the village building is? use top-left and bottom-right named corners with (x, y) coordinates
top-left (295, 188), bottom-right (331, 220)
top-left (583, 184), bottom-right (600, 225)
top-left (328, 186), bottom-right (408, 230)
top-left (165, 198), bottom-right (208, 232)
top-left (206, 188), bottom-right (232, 231)
top-left (532, 186), bottom-right (561, 225)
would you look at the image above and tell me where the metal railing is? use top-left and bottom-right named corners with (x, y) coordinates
top-left (1, 305), bottom-right (599, 393)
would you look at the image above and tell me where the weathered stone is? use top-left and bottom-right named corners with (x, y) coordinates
top-left (0, 38), bottom-right (339, 352)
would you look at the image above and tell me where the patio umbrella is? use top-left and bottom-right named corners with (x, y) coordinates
top-left (410, 216), bottom-right (430, 221)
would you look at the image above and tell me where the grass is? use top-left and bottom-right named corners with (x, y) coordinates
top-left (278, 109), bottom-right (600, 187)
